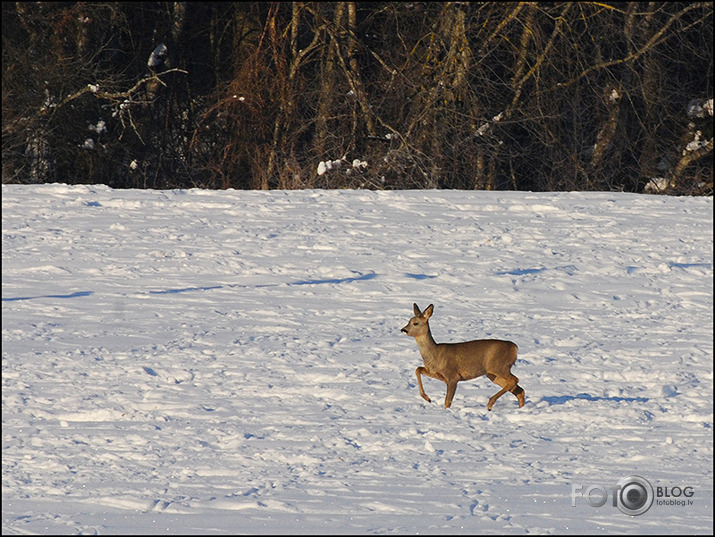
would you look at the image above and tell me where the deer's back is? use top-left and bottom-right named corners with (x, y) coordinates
top-left (438, 339), bottom-right (517, 380)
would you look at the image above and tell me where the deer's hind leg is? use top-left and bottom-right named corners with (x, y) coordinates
top-left (486, 373), bottom-right (523, 410)
top-left (511, 384), bottom-right (526, 408)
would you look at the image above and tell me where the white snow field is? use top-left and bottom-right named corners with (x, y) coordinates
top-left (2, 184), bottom-right (713, 535)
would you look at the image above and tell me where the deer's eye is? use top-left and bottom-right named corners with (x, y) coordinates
top-left (413, 321), bottom-right (419, 325)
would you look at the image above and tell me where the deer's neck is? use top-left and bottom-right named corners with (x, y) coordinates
top-left (415, 328), bottom-right (440, 365)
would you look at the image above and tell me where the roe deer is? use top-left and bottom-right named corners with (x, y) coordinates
top-left (401, 303), bottom-right (525, 410)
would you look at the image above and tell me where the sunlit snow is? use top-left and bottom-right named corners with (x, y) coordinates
top-left (2, 184), bottom-right (712, 534)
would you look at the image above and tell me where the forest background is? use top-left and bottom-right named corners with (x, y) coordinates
top-left (2, 2), bottom-right (712, 193)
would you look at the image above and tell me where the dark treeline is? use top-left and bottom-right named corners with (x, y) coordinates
top-left (2, 2), bottom-right (712, 193)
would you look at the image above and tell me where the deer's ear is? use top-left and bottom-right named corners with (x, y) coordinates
top-left (423, 304), bottom-right (434, 319)
top-left (413, 303), bottom-right (422, 316)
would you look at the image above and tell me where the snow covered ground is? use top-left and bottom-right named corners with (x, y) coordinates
top-left (2, 184), bottom-right (713, 535)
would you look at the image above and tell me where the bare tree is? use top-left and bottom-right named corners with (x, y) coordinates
top-left (3, 2), bottom-right (712, 193)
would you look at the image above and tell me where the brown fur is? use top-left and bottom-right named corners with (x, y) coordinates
top-left (401, 303), bottom-right (525, 410)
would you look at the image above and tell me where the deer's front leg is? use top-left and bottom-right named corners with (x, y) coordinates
top-left (444, 380), bottom-right (458, 408)
top-left (415, 367), bottom-right (431, 402)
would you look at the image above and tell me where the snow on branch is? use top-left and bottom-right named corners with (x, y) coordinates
top-left (40, 68), bottom-right (188, 118)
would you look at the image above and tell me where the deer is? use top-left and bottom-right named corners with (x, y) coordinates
top-left (401, 303), bottom-right (526, 410)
